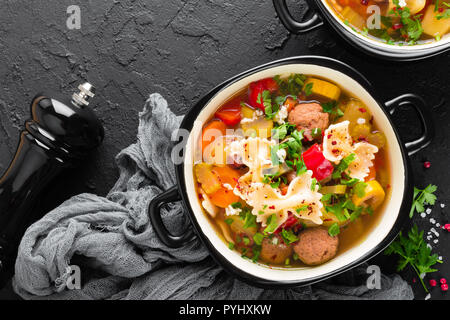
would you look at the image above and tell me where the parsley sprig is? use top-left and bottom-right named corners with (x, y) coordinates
top-left (384, 224), bottom-right (443, 293)
top-left (409, 184), bottom-right (437, 218)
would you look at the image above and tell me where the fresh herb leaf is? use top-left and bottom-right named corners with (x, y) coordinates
top-left (304, 82), bottom-right (313, 96)
top-left (296, 205), bottom-right (309, 213)
top-left (384, 224), bottom-right (443, 293)
top-left (231, 202), bottom-right (242, 209)
top-left (353, 181), bottom-right (367, 198)
top-left (281, 229), bottom-right (299, 244)
top-left (328, 223), bottom-right (340, 237)
top-left (409, 184), bottom-right (437, 218)
top-left (332, 153), bottom-right (356, 179)
top-left (264, 214), bottom-right (278, 234)
top-left (225, 218), bottom-right (234, 225)
top-left (253, 233), bottom-right (264, 246)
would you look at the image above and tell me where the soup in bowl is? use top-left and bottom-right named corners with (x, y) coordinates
top-left (273, 0), bottom-right (450, 60)
top-left (149, 57), bottom-right (432, 286)
top-left (193, 73), bottom-right (390, 267)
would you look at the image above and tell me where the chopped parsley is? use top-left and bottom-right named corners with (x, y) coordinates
top-left (303, 82), bottom-right (313, 96)
top-left (410, 184), bottom-right (437, 218)
top-left (253, 233), bottom-right (264, 246)
top-left (353, 181), bottom-right (367, 198)
top-left (332, 153), bottom-right (356, 179)
top-left (264, 214), bottom-right (279, 234)
top-left (281, 229), bottom-right (299, 244)
top-left (384, 224), bottom-right (443, 293)
top-left (328, 223), bottom-right (340, 237)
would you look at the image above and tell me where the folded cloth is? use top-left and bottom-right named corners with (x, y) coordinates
top-left (12, 93), bottom-right (414, 300)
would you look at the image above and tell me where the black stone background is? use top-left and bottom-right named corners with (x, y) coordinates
top-left (0, 0), bottom-right (448, 300)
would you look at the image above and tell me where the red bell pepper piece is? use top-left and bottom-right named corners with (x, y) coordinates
top-left (214, 98), bottom-right (242, 126)
top-left (248, 82), bottom-right (266, 111)
top-left (302, 144), bottom-right (334, 181)
top-left (259, 78), bottom-right (278, 93)
top-left (274, 212), bottom-right (298, 234)
top-left (248, 78), bottom-right (279, 111)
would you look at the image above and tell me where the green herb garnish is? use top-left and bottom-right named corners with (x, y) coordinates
top-left (264, 214), bottom-right (278, 234)
top-left (328, 223), bottom-right (340, 237)
top-left (332, 153), bottom-right (356, 179)
top-left (410, 184), bottom-right (437, 218)
top-left (384, 224), bottom-right (443, 293)
top-left (281, 229), bottom-right (299, 244)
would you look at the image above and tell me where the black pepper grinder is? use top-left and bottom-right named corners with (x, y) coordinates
top-left (0, 83), bottom-right (104, 288)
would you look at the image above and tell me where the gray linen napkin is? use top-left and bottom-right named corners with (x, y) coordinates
top-left (12, 93), bottom-right (414, 300)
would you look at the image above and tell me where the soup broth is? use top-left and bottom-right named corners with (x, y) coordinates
top-left (325, 0), bottom-right (450, 45)
top-left (194, 73), bottom-right (390, 267)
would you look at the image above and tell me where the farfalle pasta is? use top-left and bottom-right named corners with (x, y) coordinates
top-left (194, 73), bottom-right (389, 267)
top-left (323, 120), bottom-right (378, 181)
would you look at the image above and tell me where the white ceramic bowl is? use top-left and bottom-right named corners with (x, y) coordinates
top-left (149, 56), bottom-right (433, 287)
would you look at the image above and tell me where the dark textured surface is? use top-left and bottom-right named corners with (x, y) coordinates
top-left (0, 0), bottom-right (449, 300)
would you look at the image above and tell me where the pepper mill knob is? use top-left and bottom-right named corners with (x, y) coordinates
top-left (72, 82), bottom-right (96, 107)
top-left (0, 82), bottom-right (104, 287)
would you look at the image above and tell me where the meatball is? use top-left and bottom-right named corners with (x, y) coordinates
top-left (287, 103), bottom-right (329, 140)
top-left (293, 227), bottom-right (339, 266)
top-left (260, 235), bottom-right (293, 265)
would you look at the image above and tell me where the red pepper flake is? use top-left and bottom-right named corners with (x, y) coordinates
top-left (358, 108), bottom-right (367, 113)
top-left (424, 161), bottom-right (431, 169)
top-left (412, 278), bottom-right (417, 283)
top-left (440, 278), bottom-right (447, 284)
top-left (332, 148), bottom-right (339, 153)
top-left (332, 141), bottom-right (337, 145)
top-left (360, 0), bottom-right (368, 5)
top-left (386, 184), bottom-right (391, 189)
top-left (442, 283), bottom-right (449, 291)
top-left (438, 7), bottom-right (444, 12)
top-left (327, 134), bottom-right (332, 139)
top-left (358, 136), bottom-right (367, 142)
top-left (269, 205), bottom-right (275, 210)
top-left (430, 279), bottom-right (437, 287)
top-left (392, 23), bottom-right (403, 30)
top-left (444, 224), bottom-right (450, 232)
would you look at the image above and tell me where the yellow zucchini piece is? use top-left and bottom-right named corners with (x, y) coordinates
top-left (387, 0), bottom-right (426, 15)
top-left (241, 104), bottom-right (256, 119)
top-left (351, 123), bottom-right (372, 140)
top-left (304, 78), bottom-right (341, 101)
top-left (352, 180), bottom-right (386, 210)
top-left (321, 185), bottom-right (347, 195)
top-left (341, 6), bottom-right (365, 30)
top-left (340, 99), bottom-right (372, 132)
top-left (241, 118), bottom-right (274, 139)
top-left (194, 163), bottom-right (221, 194)
top-left (367, 132), bottom-right (387, 149)
top-left (228, 215), bottom-right (257, 236)
top-left (321, 209), bottom-right (348, 227)
top-left (422, 5), bottom-right (450, 38)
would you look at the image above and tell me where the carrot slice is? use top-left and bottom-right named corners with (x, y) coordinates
top-left (209, 188), bottom-right (239, 208)
top-left (201, 120), bottom-right (227, 154)
top-left (284, 97), bottom-right (297, 113)
top-left (209, 166), bottom-right (241, 208)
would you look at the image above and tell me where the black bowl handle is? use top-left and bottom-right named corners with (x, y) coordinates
top-left (385, 93), bottom-right (434, 156)
top-left (273, 0), bottom-right (323, 33)
top-left (148, 185), bottom-right (196, 248)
